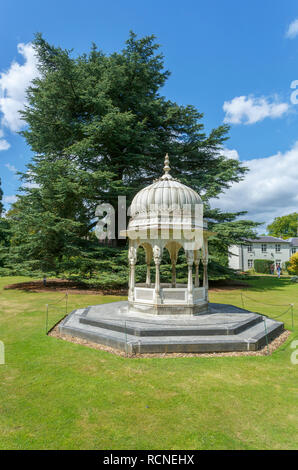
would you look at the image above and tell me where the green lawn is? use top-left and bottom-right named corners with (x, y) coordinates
top-left (0, 275), bottom-right (297, 450)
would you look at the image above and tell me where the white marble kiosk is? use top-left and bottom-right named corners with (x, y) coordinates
top-left (121, 154), bottom-right (213, 315)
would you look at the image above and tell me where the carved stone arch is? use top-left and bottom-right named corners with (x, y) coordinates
top-left (165, 241), bottom-right (182, 261)
top-left (139, 242), bottom-right (153, 265)
top-left (165, 241), bottom-right (182, 287)
top-left (139, 242), bottom-right (153, 285)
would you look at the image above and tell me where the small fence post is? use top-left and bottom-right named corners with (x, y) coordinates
top-left (291, 304), bottom-right (294, 329)
top-left (240, 292), bottom-right (244, 309)
top-left (45, 304), bottom-right (49, 334)
top-left (124, 320), bottom-right (127, 357)
top-left (65, 292), bottom-right (68, 316)
top-left (263, 317), bottom-right (270, 355)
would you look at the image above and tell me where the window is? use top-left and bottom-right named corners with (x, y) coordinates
top-left (292, 248), bottom-right (297, 254)
top-left (275, 244), bottom-right (281, 252)
top-left (261, 244), bottom-right (267, 252)
top-left (248, 260), bottom-right (253, 268)
top-left (247, 245), bottom-right (252, 252)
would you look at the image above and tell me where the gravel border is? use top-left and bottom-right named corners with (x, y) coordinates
top-left (49, 323), bottom-right (291, 358)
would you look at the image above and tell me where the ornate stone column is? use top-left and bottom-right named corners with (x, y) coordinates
top-left (146, 264), bottom-right (151, 286)
top-left (128, 244), bottom-right (137, 302)
top-left (186, 250), bottom-right (194, 304)
top-left (153, 245), bottom-right (162, 304)
top-left (202, 238), bottom-right (208, 301)
top-left (171, 261), bottom-right (177, 288)
top-left (194, 250), bottom-right (200, 287)
top-left (145, 245), bottom-right (152, 286)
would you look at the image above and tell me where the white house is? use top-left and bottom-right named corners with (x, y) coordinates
top-left (229, 236), bottom-right (298, 271)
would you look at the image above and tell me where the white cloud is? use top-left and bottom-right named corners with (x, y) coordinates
top-left (220, 147), bottom-right (239, 160)
top-left (3, 195), bottom-right (17, 204)
top-left (223, 95), bottom-right (289, 125)
top-left (210, 141), bottom-right (298, 229)
top-left (0, 43), bottom-right (39, 133)
top-left (286, 19), bottom-right (298, 39)
top-left (23, 181), bottom-right (40, 189)
top-left (0, 139), bottom-right (10, 151)
top-left (5, 163), bottom-right (17, 173)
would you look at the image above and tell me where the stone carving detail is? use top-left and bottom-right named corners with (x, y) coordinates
top-left (153, 245), bottom-right (162, 264)
top-left (128, 246), bottom-right (137, 265)
top-left (185, 250), bottom-right (194, 266)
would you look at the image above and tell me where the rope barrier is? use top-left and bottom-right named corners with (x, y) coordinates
top-left (211, 289), bottom-right (295, 328)
top-left (46, 293), bottom-right (68, 305)
top-left (45, 292), bottom-right (68, 334)
top-left (211, 289), bottom-right (293, 307)
top-left (266, 305), bottom-right (292, 320)
top-left (240, 292), bottom-right (291, 307)
top-left (44, 287), bottom-right (296, 341)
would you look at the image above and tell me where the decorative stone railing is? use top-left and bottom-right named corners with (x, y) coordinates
top-left (134, 283), bottom-right (205, 305)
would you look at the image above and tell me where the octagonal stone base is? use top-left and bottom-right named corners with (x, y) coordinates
top-left (58, 301), bottom-right (284, 354)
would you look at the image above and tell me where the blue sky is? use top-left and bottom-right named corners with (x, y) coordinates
top-left (1, 0), bottom-right (298, 229)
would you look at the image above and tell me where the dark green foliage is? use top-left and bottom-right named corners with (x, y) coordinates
top-left (0, 178), bottom-right (3, 216)
top-left (6, 158), bottom-right (111, 274)
top-left (284, 261), bottom-right (292, 275)
top-left (0, 218), bottom-right (11, 270)
top-left (0, 181), bottom-right (11, 269)
top-left (254, 259), bottom-right (272, 274)
top-left (3, 32), bottom-right (259, 282)
top-left (267, 212), bottom-right (298, 239)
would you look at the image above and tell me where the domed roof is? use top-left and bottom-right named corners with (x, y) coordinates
top-left (130, 154), bottom-right (202, 217)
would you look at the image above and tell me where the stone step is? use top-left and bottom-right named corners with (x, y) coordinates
top-left (79, 312), bottom-right (263, 337)
top-left (60, 310), bottom-right (284, 354)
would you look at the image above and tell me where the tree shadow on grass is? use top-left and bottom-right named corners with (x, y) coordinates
top-left (243, 276), bottom-right (294, 292)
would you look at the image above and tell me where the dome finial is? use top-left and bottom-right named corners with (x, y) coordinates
top-left (163, 153), bottom-right (171, 175)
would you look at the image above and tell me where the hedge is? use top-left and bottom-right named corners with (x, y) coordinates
top-left (254, 259), bottom-right (273, 274)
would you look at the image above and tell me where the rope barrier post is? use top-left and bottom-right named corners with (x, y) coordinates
top-left (125, 321), bottom-right (128, 357)
top-left (263, 317), bottom-right (269, 355)
top-left (45, 293), bottom-right (68, 336)
top-left (45, 304), bottom-right (49, 335)
top-left (291, 304), bottom-right (294, 329)
top-left (240, 292), bottom-right (244, 309)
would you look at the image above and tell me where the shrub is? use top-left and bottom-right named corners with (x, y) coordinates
top-left (285, 261), bottom-right (294, 275)
top-left (288, 252), bottom-right (298, 275)
top-left (254, 259), bottom-right (273, 274)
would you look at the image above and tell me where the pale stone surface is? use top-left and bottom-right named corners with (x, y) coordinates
top-left (118, 154), bottom-right (212, 315)
top-left (59, 301), bottom-right (284, 354)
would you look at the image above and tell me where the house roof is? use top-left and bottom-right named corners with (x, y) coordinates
top-left (244, 236), bottom-right (289, 244)
top-left (287, 237), bottom-right (298, 246)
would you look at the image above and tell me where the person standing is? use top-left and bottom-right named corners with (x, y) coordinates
top-left (276, 264), bottom-right (281, 279)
